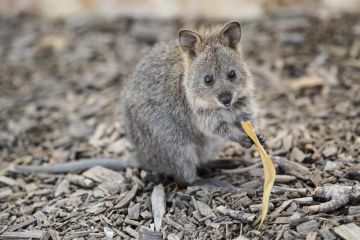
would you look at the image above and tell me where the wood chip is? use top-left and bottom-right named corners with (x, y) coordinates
top-left (8, 218), bottom-right (37, 232)
top-left (250, 203), bottom-right (274, 213)
top-left (151, 184), bottom-right (166, 231)
top-left (319, 229), bottom-right (336, 240)
top-left (291, 147), bottom-right (306, 162)
top-left (196, 201), bottom-right (215, 218)
top-left (348, 206), bottom-right (360, 215)
top-left (104, 227), bottom-right (114, 239)
top-left (310, 170), bottom-right (323, 186)
top-left (114, 184), bottom-right (138, 208)
top-left (0, 187), bottom-right (13, 199)
top-left (334, 223), bottom-right (360, 240)
top-left (83, 166), bottom-right (125, 184)
top-left (163, 216), bottom-right (185, 231)
top-left (324, 161), bottom-right (337, 171)
top-left (322, 144), bottom-right (338, 158)
top-left (167, 233), bottom-right (180, 240)
top-left (275, 216), bottom-right (289, 224)
top-left (124, 218), bottom-right (141, 227)
top-left (139, 230), bottom-right (162, 240)
top-left (281, 134), bottom-right (293, 152)
top-left (306, 231), bottom-right (317, 240)
top-left (63, 231), bottom-right (91, 239)
top-left (98, 180), bottom-right (122, 195)
top-left (272, 186), bottom-right (308, 195)
top-left (296, 220), bottom-right (320, 234)
top-left (293, 197), bottom-right (313, 205)
top-left (287, 74), bottom-right (324, 91)
top-left (270, 200), bottom-right (293, 218)
top-left (216, 206), bottom-right (256, 222)
top-left (289, 212), bottom-right (304, 227)
top-left (233, 235), bottom-right (250, 240)
top-left (54, 179), bottom-right (70, 197)
top-left (140, 210), bottom-right (152, 219)
top-left (0, 176), bottom-right (17, 187)
top-left (108, 138), bottom-right (132, 154)
top-left (113, 229), bottom-right (130, 239)
top-left (48, 229), bottom-right (60, 240)
top-left (33, 211), bottom-right (47, 222)
top-left (274, 157), bottom-right (311, 180)
top-left (128, 203), bottom-right (140, 220)
top-left (0, 231), bottom-right (44, 239)
top-left (275, 175), bottom-right (296, 183)
top-left (86, 202), bottom-right (106, 214)
top-left (67, 174), bottom-right (95, 188)
top-left (124, 226), bottom-right (139, 239)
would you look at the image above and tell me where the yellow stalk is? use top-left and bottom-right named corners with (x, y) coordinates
top-left (240, 121), bottom-right (276, 227)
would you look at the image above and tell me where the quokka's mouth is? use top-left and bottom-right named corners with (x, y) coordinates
top-left (223, 102), bottom-right (231, 108)
top-left (218, 92), bottom-right (232, 107)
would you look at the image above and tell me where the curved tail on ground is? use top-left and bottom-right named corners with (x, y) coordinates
top-left (7, 158), bottom-right (139, 174)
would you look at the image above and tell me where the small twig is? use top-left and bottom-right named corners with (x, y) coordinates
top-left (306, 185), bottom-right (360, 213)
top-left (163, 216), bottom-right (185, 232)
top-left (272, 186), bottom-right (308, 195)
top-left (216, 206), bottom-right (256, 222)
top-left (275, 225), bottom-right (286, 240)
top-left (316, 217), bottom-right (340, 226)
top-left (275, 175), bottom-right (297, 183)
top-left (221, 162), bottom-right (262, 174)
top-left (249, 203), bottom-right (275, 213)
top-left (273, 156), bottom-right (311, 180)
top-left (292, 197), bottom-right (314, 205)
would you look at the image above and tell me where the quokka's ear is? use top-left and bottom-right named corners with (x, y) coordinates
top-left (221, 21), bottom-right (241, 49)
top-left (178, 29), bottom-right (201, 56)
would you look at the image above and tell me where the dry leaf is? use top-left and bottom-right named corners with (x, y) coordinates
top-left (39, 35), bottom-right (66, 52)
top-left (241, 121), bottom-right (276, 226)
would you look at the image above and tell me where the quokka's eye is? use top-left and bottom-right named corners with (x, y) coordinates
top-left (204, 74), bottom-right (214, 86)
top-left (228, 70), bottom-right (236, 81)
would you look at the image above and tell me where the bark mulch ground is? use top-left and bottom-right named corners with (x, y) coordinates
top-left (0, 12), bottom-right (359, 240)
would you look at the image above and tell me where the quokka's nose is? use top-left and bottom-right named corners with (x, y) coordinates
top-left (218, 93), bottom-right (232, 107)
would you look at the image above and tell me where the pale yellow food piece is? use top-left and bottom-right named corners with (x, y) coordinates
top-left (240, 121), bottom-right (276, 227)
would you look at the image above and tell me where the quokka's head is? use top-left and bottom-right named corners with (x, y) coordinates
top-left (179, 21), bottom-right (253, 110)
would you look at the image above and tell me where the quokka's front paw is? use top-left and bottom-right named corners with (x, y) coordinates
top-left (238, 136), bottom-right (254, 148)
top-left (233, 114), bottom-right (265, 146)
top-left (235, 132), bottom-right (266, 149)
top-left (234, 113), bottom-right (251, 123)
top-left (257, 133), bottom-right (266, 145)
